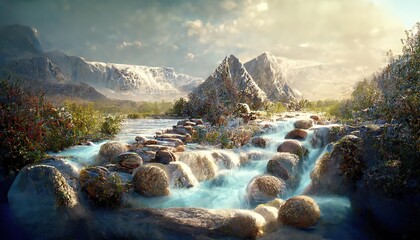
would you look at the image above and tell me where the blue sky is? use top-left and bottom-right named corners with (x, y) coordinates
top-left (0, 0), bottom-right (418, 78)
top-left (370, 0), bottom-right (420, 28)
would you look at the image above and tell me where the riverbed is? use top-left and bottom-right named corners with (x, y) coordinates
top-left (8, 117), bottom-right (378, 239)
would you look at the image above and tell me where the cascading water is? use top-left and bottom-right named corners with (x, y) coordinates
top-left (54, 117), bottom-right (347, 206)
top-left (46, 116), bottom-right (366, 239)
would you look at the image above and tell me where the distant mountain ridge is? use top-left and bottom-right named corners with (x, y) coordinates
top-left (0, 24), bottom-right (203, 101)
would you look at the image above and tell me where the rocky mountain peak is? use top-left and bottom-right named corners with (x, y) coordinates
top-left (0, 24), bottom-right (44, 64)
top-left (188, 55), bottom-right (267, 123)
top-left (244, 53), bottom-right (300, 103)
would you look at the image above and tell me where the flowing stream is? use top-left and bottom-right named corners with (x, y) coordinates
top-left (48, 117), bottom-right (368, 239)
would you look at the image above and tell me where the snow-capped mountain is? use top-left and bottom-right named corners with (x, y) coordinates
top-left (188, 55), bottom-right (267, 121)
top-left (244, 52), bottom-right (302, 103)
top-left (44, 51), bottom-right (204, 101)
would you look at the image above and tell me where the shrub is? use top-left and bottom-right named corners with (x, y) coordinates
top-left (0, 81), bottom-right (75, 170)
top-left (101, 115), bottom-right (123, 135)
top-left (169, 98), bottom-right (188, 116)
top-left (0, 82), bottom-right (123, 172)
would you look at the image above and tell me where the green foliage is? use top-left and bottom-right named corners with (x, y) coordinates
top-left (65, 101), bottom-right (101, 137)
top-left (101, 115), bottom-right (123, 135)
top-left (266, 102), bottom-right (286, 116)
top-left (0, 82), bottom-right (123, 172)
top-left (168, 98), bottom-right (188, 116)
top-left (0, 81), bottom-right (72, 170)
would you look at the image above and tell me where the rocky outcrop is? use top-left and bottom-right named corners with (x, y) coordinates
top-left (247, 175), bottom-right (286, 204)
top-left (307, 135), bottom-right (364, 195)
top-left (187, 55), bottom-right (268, 124)
top-left (278, 195), bottom-right (321, 228)
top-left (79, 166), bottom-right (124, 208)
top-left (244, 52), bottom-right (300, 103)
top-left (0, 24), bottom-right (43, 63)
top-left (109, 208), bottom-right (265, 239)
top-left (132, 165), bottom-right (170, 197)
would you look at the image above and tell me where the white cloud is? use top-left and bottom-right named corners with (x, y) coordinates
top-left (117, 40), bottom-right (143, 49)
top-left (184, 52), bottom-right (195, 61)
top-left (256, 2), bottom-right (268, 12)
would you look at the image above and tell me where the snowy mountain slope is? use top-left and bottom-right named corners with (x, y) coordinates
top-left (44, 51), bottom-right (204, 101)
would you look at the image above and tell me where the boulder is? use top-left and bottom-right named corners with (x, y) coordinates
top-left (167, 162), bottom-right (199, 188)
top-left (277, 140), bottom-right (306, 158)
top-left (294, 119), bottom-right (313, 129)
top-left (79, 166), bottom-right (124, 208)
top-left (40, 157), bottom-right (80, 180)
top-left (309, 115), bottom-right (320, 122)
top-left (132, 165), bottom-right (169, 197)
top-left (114, 208), bottom-right (265, 239)
top-left (285, 129), bottom-right (308, 140)
top-left (154, 149), bottom-right (177, 164)
top-left (7, 165), bottom-right (82, 238)
top-left (135, 135), bottom-right (147, 143)
top-left (247, 175), bottom-right (286, 204)
top-left (144, 139), bottom-right (159, 145)
top-left (267, 153), bottom-right (301, 189)
top-left (8, 165), bottom-right (79, 209)
top-left (135, 150), bottom-right (156, 163)
top-left (251, 137), bottom-right (268, 148)
top-left (278, 195), bottom-right (321, 228)
top-left (97, 141), bottom-right (129, 165)
top-left (307, 135), bottom-right (364, 195)
top-left (177, 152), bottom-right (218, 181)
top-left (118, 152), bottom-right (143, 171)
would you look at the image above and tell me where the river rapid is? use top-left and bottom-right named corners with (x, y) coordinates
top-left (7, 117), bottom-right (378, 239)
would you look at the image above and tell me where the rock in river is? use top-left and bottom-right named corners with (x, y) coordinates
top-left (247, 175), bottom-right (287, 204)
top-left (133, 165), bottom-right (170, 197)
top-left (278, 195), bottom-right (321, 228)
